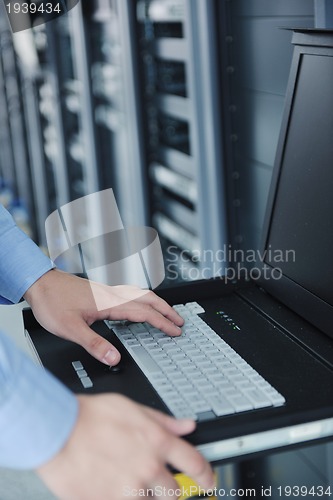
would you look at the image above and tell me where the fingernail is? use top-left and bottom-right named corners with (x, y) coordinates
top-left (102, 350), bottom-right (118, 365)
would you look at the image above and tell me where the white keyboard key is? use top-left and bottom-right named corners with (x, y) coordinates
top-left (172, 408), bottom-right (197, 420)
top-left (112, 325), bottom-right (131, 334)
top-left (159, 360), bottom-right (176, 370)
top-left (270, 394), bottom-right (286, 406)
top-left (173, 353), bottom-right (187, 362)
top-left (81, 377), bottom-right (93, 389)
top-left (200, 386), bottom-right (220, 397)
top-left (152, 332), bottom-right (166, 340)
top-left (149, 373), bottom-right (166, 383)
top-left (190, 401), bottom-right (212, 413)
top-left (125, 339), bottom-right (141, 347)
top-left (129, 323), bottom-right (148, 334)
top-left (226, 394), bottom-right (254, 412)
top-left (186, 302), bottom-right (205, 314)
top-left (243, 388), bottom-right (272, 409)
top-left (76, 369), bottom-right (88, 378)
top-left (72, 361), bottom-right (83, 371)
top-left (265, 390), bottom-right (286, 406)
top-left (148, 346), bottom-right (163, 354)
top-left (149, 327), bottom-right (164, 334)
top-left (130, 346), bottom-right (163, 375)
top-left (158, 338), bottom-right (173, 346)
top-left (153, 353), bottom-right (170, 362)
top-left (175, 382), bottom-right (197, 393)
top-left (208, 396), bottom-right (235, 417)
top-left (173, 304), bottom-right (186, 313)
top-left (137, 332), bottom-right (151, 340)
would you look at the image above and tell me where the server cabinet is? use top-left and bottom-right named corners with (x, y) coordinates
top-left (79, 0), bottom-right (148, 228)
top-left (0, 6), bottom-right (36, 238)
top-left (19, 7), bottom-right (102, 245)
top-left (41, 8), bottom-right (100, 206)
top-left (136, 0), bottom-right (228, 283)
top-left (2, 0), bottom-right (230, 284)
top-left (0, 13), bottom-right (15, 191)
top-left (20, 65), bottom-right (51, 245)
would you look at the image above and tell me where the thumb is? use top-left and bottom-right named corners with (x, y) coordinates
top-left (71, 319), bottom-right (121, 366)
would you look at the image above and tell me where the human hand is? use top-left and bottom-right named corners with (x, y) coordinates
top-left (36, 394), bottom-right (214, 500)
top-left (24, 269), bottom-right (184, 366)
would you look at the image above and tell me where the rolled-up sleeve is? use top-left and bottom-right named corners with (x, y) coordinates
top-left (0, 331), bottom-right (78, 469)
top-left (0, 205), bottom-right (53, 303)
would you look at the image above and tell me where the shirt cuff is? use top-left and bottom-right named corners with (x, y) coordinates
top-left (0, 225), bottom-right (54, 304)
top-left (0, 333), bottom-right (78, 469)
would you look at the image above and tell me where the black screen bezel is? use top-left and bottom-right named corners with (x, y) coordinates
top-left (257, 32), bottom-right (333, 340)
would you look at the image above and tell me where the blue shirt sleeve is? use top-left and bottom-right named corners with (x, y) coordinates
top-left (0, 204), bottom-right (54, 303)
top-left (0, 330), bottom-right (78, 469)
top-left (0, 204), bottom-right (78, 469)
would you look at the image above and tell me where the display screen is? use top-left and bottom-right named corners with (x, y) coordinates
top-left (265, 53), bottom-right (333, 307)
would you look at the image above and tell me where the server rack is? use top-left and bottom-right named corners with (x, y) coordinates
top-left (79, 0), bottom-right (148, 228)
top-left (136, 0), bottom-right (228, 283)
top-left (1, 0), bottom-right (229, 285)
top-left (0, 6), bottom-right (40, 239)
top-left (17, 17), bottom-right (79, 243)
top-left (41, 8), bottom-right (100, 206)
top-left (20, 60), bottom-right (51, 245)
top-left (0, 15), bottom-right (16, 191)
top-left (16, 7), bottom-right (103, 246)
top-left (43, 0), bottom-right (152, 285)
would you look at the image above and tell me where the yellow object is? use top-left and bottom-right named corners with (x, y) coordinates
top-left (174, 473), bottom-right (217, 499)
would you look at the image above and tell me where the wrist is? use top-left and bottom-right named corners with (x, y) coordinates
top-left (23, 268), bottom-right (58, 305)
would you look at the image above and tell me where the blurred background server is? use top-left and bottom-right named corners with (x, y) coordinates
top-left (0, 0), bottom-right (315, 274)
top-left (0, 0), bottom-right (321, 275)
top-left (0, 0), bottom-right (332, 496)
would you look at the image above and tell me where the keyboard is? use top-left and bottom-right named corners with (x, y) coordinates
top-left (109, 302), bottom-right (285, 421)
